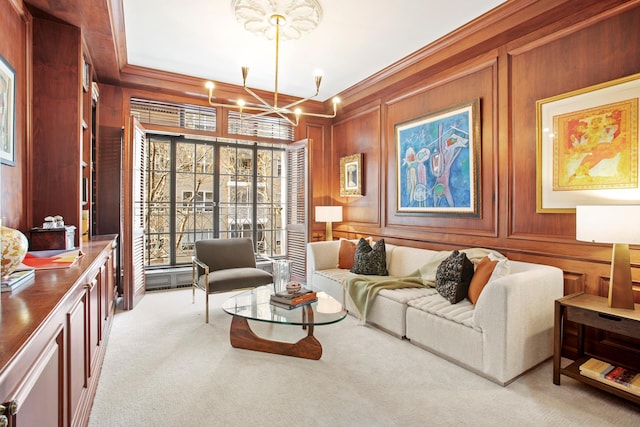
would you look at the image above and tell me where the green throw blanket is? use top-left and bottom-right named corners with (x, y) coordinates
top-left (345, 247), bottom-right (504, 322)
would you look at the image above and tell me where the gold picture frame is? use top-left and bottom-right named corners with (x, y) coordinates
top-left (536, 73), bottom-right (640, 213)
top-left (340, 153), bottom-right (363, 196)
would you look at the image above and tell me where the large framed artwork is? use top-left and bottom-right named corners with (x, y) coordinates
top-left (536, 73), bottom-right (640, 213)
top-left (0, 55), bottom-right (15, 166)
top-left (340, 153), bottom-right (363, 196)
top-left (395, 99), bottom-right (480, 215)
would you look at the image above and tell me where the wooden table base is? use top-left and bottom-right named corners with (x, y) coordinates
top-left (229, 315), bottom-right (323, 360)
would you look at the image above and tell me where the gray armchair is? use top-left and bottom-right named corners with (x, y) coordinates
top-left (192, 237), bottom-right (273, 323)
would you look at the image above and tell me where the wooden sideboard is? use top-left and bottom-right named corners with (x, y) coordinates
top-left (0, 236), bottom-right (118, 427)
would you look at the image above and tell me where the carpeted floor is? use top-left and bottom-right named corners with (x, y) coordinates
top-left (88, 288), bottom-right (639, 426)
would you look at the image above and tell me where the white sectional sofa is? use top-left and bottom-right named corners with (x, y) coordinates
top-left (306, 240), bottom-right (564, 385)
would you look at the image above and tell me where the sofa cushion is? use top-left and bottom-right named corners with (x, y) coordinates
top-left (407, 293), bottom-right (479, 331)
top-left (350, 238), bottom-right (388, 276)
top-left (435, 250), bottom-right (474, 304)
top-left (337, 239), bottom-right (357, 269)
top-left (468, 256), bottom-right (498, 304)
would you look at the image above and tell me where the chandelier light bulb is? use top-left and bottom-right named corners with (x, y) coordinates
top-left (205, 81), bottom-right (214, 90)
top-left (294, 108), bottom-right (302, 116)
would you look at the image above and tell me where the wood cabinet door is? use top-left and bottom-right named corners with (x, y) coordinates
top-left (6, 328), bottom-right (65, 427)
top-left (67, 291), bottom-right (89, 427)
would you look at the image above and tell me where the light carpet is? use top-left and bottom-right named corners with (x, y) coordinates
top-left (88, 289), bottom-right (639, 426)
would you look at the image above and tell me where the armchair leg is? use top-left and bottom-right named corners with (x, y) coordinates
top-left (206, 293), bottom-right (209, 323)
top-left (192, 284), bottom-right (195, 304)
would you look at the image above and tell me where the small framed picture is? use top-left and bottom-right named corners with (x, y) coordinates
top-left (340, 153), bottom-right (363, 196)
top-left (82, 57), bottom-right (90, 92)
top-left (0, 54), bottom-right (16, 166)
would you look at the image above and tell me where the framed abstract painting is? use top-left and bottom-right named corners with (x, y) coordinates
top-left (395, 99), bottom-right (480, 215)
top-left (536, 73), bottom-right (640, 213)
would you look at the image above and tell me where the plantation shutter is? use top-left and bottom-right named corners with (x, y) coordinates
top-left (123, 116), bottom-right (147, 309)
top-left (285, 140), bottom-right (309, 282)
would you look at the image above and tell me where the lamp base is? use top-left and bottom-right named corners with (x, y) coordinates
top-left (609, 243), bottom-right (635, 310)
top-left (325, 222), bottom-right (333, 241)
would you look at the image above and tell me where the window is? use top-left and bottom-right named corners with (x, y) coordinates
top-left (145, 135), bottom-right (287, 267)
top-left (181, 190), bottom-right (213, 211)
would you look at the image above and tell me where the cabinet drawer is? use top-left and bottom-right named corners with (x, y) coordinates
top-left (567, 306), bottom-right (640, 339)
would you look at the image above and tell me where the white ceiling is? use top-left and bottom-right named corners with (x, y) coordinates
top-left (123, 0), bottom-right (507, 101)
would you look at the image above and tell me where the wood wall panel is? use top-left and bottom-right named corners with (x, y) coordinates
top-left (31, 16), bottom-right (82, 238)
top-left (508, 6), bottom-right (640, 239)
top-left (384, 60), bottom-right (498, 240)
top-left (331, 105), bottom-right (381, 228)
top-left (0, 0), bottom-right (28, 230)
top-left (95, 83), bottom-right (123, 236)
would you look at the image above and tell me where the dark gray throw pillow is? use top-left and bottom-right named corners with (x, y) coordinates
top-left (435, 250), bottom-right (474, 304)
top-left (350, 238), bottom-right (388, 276)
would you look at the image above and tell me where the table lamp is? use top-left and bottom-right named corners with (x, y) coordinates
top-left (576, 205), bottom-right (640, 310)
top-left (315, 206), bottom-right (343, 241)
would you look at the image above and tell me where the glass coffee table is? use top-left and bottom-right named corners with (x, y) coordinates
top-left (222, 284), bottom-right (347, 360)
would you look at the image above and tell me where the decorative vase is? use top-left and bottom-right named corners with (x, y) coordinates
top-left (272, 259), bottom-right (292, 293)
top-left (1, 225), bottom-right (29, 278)
top-left (286, 281), bottom-right (302, 294)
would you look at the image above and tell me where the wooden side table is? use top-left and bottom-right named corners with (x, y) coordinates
top-left (553, 292), bottom-right (640, 404)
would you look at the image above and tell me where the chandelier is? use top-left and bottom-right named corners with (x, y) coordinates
top-left (205, 0), bottom-right (339, 126)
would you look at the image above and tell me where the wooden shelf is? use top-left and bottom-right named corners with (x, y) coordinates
top-left (560, 356), bottom-right (640, 404)
top-left (554, 293), bottom-right (640, 405)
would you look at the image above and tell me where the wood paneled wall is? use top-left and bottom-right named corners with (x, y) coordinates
top-left (324, 0), bottom-right (640, 306)
top-left (0, 0), bottom-right (29, 230)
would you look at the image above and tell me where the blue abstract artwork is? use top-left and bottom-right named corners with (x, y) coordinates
top-left (395, 100), bottom-right (479, 214)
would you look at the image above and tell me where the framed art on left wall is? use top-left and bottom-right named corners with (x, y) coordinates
top-left (0, 55), bottom-right (16, 166)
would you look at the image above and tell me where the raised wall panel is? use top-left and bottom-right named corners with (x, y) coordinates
top-left (31, 16), bottom-right (82, 245)
top-left (383, 60), bottom-right (498, 240)
top-left (331, 105), bottom-right (382, 228)
top-left (507, 6), bottom-right (640, 239)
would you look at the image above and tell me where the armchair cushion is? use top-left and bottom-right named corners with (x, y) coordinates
top-left (198, 267), bottom-right (272, 293)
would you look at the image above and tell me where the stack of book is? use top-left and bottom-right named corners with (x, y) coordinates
top-left (579, 357), bottom-right (640, 396)
top-left (270, 287), bottom-right (317, 309)
top-left (1, 268), bottom-right (36, 293)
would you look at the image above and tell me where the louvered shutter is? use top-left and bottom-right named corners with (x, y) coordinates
top-left (285, 140), bottom-right (309, 281)
top-left (123, 116), bottom-right (147, 309)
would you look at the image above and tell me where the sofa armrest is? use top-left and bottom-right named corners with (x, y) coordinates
top-left (472, 262), bottom-right (563, 384)
top-left (306, 241), bottom-right (341, 284)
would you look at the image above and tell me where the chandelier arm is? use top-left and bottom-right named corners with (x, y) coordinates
top-left (207, 99), bottom-right (273, 114)
top-left (243, 86), bottom-right (277, 112)
top-left (278, 90), bottom-right (320, 111)
top-left (296, 110), bottom-right (337, 119)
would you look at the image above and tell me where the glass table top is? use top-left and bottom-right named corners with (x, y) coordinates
top-left (222, 285), bottom-right (347, 326)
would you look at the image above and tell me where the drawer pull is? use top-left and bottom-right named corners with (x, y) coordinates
top-left (598, 313), bottom-right (622, 321)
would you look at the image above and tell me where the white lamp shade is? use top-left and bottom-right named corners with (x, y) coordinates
top-left (576, 205), bottom-right (640, 244)
top-left (315, 206), bottom-right (343, 222)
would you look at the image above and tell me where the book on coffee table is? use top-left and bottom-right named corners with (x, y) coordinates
top-left (271, 288), bottom-right (315, 304)
top-left (270, 297), bottom-right (318, 310)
